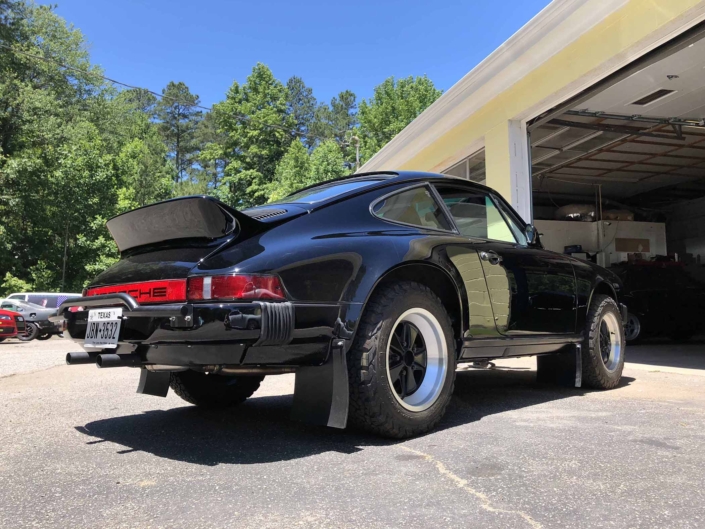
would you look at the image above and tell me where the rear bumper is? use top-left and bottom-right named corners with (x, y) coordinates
top-left (55, 294), bottom-right (346, 367)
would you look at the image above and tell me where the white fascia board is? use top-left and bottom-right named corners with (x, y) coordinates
top-left (360, 0), bottom-right (628, 172)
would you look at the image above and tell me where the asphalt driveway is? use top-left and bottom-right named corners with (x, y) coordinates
top-left (0, 338), bottom-right (703, 528)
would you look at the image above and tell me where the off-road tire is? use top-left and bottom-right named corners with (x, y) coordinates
top-left (347, 281), bottom-right (456, 438)
top-left (169, 371), bottom-right (264, 408)
top-left (582, 295), bottom-right (625, 389)
top-left (18, 322), bottom-right (38, 342)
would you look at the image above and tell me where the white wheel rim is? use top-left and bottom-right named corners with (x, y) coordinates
top-left (599, 312), bottom-right (623, 372)
top-left (386, 308), bottom-right (448, 412)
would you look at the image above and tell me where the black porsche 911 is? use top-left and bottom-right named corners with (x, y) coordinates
top-left (55, 171), bottom-right (627, 438)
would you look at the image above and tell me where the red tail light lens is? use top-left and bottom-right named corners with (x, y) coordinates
top-left (85, 279), bottom-right (187, 304)
top-left (187, 274), bottom-right (286, 301)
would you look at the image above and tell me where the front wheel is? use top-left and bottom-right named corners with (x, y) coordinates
top-left (582, 295), bottom-right (625, 389)
top-left (347, 281), bottom-right (456, 438)
top-left (18, 322), bottom-right (38, 342)
top-left (169, 371), bottom-right (264, 408)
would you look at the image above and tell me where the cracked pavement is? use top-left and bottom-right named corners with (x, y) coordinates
top-left (1, 338), bottom-right (704, 528)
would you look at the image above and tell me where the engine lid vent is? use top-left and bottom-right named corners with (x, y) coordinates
top-left (247, 208), bottom-right (287, 221)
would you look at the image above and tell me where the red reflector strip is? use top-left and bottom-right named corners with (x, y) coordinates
top-left (85, 279), bottom-right (187, 304)
top-left (187, 274), bottom-right (286, 301)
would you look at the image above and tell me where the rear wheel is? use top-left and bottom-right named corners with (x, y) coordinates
top-left (347, 281), bottom-right (456, 438)
top-left (169, 371), bottom-right (263, 408)
top-left (18, 323), bottom-right (38, 342)
top-left (582, 295), bottom-right (625, 389)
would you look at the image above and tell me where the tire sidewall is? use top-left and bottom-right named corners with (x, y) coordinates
top-left (586, 297), bottom-right (625, 386)
top-left (18, 323), bottom-right (37, 341)
top-left (372, 289), bottom-right (456, 427)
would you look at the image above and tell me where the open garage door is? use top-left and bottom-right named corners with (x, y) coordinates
top-left (528, 29), bottom-right (705, 345)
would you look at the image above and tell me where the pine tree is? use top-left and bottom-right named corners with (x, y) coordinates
top-left (155, 81), bottom-right (202, 183)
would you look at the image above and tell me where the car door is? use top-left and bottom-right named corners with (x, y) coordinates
top-left (434, 184), bottom-right (577, 335)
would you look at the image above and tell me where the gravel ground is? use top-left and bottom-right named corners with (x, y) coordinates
top-left (1, 338), bottom-right (704, 528)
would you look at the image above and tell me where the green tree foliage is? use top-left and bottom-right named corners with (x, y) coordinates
top-left (268, 139), bottom-right (347, 202)
top-left (310, 140), bottom-right (346, 181)
top-left (357, 75), bottom-right (441, 163)
top-left (0, 2), bottom-right (440, 295)
top-left (286, 76), bottom-right (316, 147)
top-left (0, 1), bottom-right (173, 293)
top-left (154, 81), bottom-right (202, 184)
top-left (268, 139), bottom-right (311, 202)
top-left (213, 63), bottom-right (295, 207)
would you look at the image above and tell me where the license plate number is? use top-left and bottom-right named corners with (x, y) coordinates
top-left (85, 308), bottom-right (122, 348)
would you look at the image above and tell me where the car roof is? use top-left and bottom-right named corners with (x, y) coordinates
top-left (258, 170), bottom-right (493, 209)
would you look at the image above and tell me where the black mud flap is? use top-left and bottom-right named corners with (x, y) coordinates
top-left (136, 369), bottom-right (171, 397)
top-left (536, 343), bottom-right (582, 388)
top-left (291, 339), bottom-right (349, 429)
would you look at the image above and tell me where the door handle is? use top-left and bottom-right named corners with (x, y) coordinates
top-left (480, 251), bottom-right (502, 265)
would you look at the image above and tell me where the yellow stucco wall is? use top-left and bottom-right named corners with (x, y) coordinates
top-left (398, 0), bottom-right (703, 201)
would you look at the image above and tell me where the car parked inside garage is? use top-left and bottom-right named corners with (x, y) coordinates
top-left (611, 261), bottom-right (705, 342)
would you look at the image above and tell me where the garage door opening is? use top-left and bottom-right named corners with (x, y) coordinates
top-left (529, 32), bottom-right (705, 346)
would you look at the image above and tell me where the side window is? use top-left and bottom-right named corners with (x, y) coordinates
top-left (435, 186), bottom-right (518, 243)
top-left (491, 195), bottom-right (528, 246)
top-left (372, 186), bottom-right (451, 231)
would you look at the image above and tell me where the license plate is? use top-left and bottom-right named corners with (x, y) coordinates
top-left (85, 308), bottom-right (122, 348)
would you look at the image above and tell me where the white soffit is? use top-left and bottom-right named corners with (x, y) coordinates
top-left (577, 37), bottom-right (705, 118)
top-left (360, 0), bottom-right (629, 172)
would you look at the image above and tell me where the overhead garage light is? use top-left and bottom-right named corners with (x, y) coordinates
top-left (630, 89), bottom-right (676, 106)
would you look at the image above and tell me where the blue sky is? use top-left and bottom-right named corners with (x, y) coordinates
top-left (50, 0), bottom-right (552, 108)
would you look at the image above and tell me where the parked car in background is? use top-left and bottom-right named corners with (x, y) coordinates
top-left (0, 300), bottom-right (60, 341)
top-left (55, 171), bottom-right (627, 438)
top-left (611, 261), bottom-right (705, 342)
top-left (0, 308), bottom-right (24, 342)
top-left (5, 292), bottom-right (81, 309)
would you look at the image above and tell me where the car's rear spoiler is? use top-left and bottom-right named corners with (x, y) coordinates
top-left (106, 196), bottom-right (266, 252)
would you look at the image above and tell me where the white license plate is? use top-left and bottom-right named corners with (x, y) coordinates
top-left (85, 308), bottom-right (122, 348)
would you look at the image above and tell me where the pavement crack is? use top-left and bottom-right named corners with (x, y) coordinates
top-left (399, 446), bottom-right (543, 529)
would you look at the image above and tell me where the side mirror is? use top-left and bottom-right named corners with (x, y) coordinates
top-left (525, 224), bottom-right (540, 246)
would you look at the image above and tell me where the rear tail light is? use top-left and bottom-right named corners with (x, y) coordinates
top-left (187, 274), bottom-right (286, 301)
top-left (68, 306), bottom-right (82, 312)
top-left (84, 279), bottom-right (188, 304)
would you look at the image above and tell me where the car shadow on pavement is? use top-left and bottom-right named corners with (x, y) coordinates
top-left (75, 368), bottom-right (634, 466)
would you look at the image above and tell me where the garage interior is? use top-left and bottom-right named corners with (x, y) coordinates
top-left (526, 32), bottom-right (705, 342)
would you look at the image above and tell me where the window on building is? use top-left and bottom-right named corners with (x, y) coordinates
top-left (442, 149), bottom-right (486, 184)
top-left (372, 186), bottom-right (451, 231)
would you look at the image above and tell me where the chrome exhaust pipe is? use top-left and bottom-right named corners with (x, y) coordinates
top-left (95, 353), bottom-right (142, 368)
top-left (66, 352), bottom-right (98, 365)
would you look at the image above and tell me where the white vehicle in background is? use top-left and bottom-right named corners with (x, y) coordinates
top-left (6, 292), bottom-right (81, 310)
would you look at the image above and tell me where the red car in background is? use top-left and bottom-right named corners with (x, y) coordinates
top-left (0, 308), bottom-right (25, 342)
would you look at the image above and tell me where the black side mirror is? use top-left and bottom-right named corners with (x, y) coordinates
top-left (525, 224), bottom-right (540, 246)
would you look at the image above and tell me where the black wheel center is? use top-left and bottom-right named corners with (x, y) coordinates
top-left (404, 350), bottom-right (415, 367)
top-left (389, 321), bottom-right (428, 399)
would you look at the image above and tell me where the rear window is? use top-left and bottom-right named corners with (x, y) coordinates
top-left (273, 179), bottom-right (384, 204)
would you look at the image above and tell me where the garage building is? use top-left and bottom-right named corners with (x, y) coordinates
top-left (360, 0), bottom-right (705, 342)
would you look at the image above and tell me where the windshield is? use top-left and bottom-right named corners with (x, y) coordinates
top-left (271, 179), bottom-right (385, 205)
